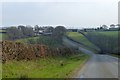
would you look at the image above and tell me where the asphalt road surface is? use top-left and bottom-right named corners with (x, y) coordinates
top-left (63, 37), bottom-right (119, 78)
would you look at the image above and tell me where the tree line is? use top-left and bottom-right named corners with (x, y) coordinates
top-left (7, 25), bottom-right (34, 40)
top-left (26, 26), bottom-right (66, 47)
top-left (6, 25), bottom-right (66, 42)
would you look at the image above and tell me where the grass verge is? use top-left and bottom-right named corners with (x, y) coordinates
top-left (2, 52), bottom-right (89, 78)
top-left (66, 32), bottom-right (100, 53)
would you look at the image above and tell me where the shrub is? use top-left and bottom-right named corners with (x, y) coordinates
top-left (1, 41), bottom-right (77, 63)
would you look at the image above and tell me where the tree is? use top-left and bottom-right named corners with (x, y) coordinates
top-left (18, 25), bottom-right (34, 37)
top-left (102, 25), bottom-right (108, 29)
top-left (45, 27), bottom-right (54, 33)
top-left (25, 25), bottom-right (34, 37)
top-left (97, 27), bottom-right (100, 30)
top-left (18, 25), bottom-right (27, 38)
top-left (34, 25), bottom-right (39, 32)
top-left (7, 27), bottom-right (22, 40)
top-left (52, 26), bottom-right (66, 42)
top-left (116, 24), bottom-right (120, 29)
top-left (100, 27), bottom-right (103, 30)
top-left (110, 24), bottom-right (115, 28)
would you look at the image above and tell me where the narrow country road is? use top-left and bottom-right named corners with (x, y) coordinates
top-left (63, 37), bottom-right (119, 78)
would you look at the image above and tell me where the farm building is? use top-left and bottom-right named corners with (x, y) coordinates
top-left (83, 28), bottom-right (95, 32)
top-left (67, 29), bottom-right (78, 32)
top-left (34, 26), bottom-right (53, 36)
top-left (109, 28), bottom-right (119, 31)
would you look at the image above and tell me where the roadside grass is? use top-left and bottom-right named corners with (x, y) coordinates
top-left (2, 52), bottom-right (89, 78)
top-left (66, 32), bottom-right (100, 53)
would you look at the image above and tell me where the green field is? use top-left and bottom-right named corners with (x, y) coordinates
top-left (3, 53), bottom-right (89, 78)
top-left (86, 31), bottom-right (119, 37)
top-left (0, 29), bottom-right (7, 41)
top-left (16, 37), bottom-right (39, 43)
top-left (16, 36), bottom-right (63, 48)
top-left (0, 29), bottom-right (6, 33)
top-left (0, 30), bottom-right (7, 40)
top-left (0, 33), bottom-right (8, 41)
top-left (66, 32), bottom-right (100, 52)
top-left (84, 31), bottom-right (119, 55)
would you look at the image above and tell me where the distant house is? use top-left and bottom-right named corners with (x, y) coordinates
top-left (110, 24), bottom-right (115, 28)
top-left (108, 24), bottom-right (119, 31)
top-left (34, 26), bottom-right (53, 36)
top-left (77, 29), bottom-right (84, 32)
top-left (67, 29), bottom-right (78, 32)
top-left (0, 27), bottom-right (7, 30)
top-left (43, 32), bottom-right (52, 36)
top-left (116, 24), bottom-right (120, 29)
top-left (109, 28), bottom-right (119, 31)
top-left (34, 31), bottom-right (43, 35)
top-left (0, 27), bottom-right (7, 34)
top-left (83, 28), bottom-right (95, 32)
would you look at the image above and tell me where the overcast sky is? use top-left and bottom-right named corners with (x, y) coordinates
top-left (0, 0), bottom-right (119, 29)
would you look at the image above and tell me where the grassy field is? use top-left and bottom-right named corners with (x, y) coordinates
top-left (84, 31), bottom-right (119, 55)
top-left (16, 37), bottom-right (39, 43)
top-left (86, 31), bottom-right (119, 37)
top-left (0, 33), bottom-right (8, 41)
top-left (66, 32), bottom-right (100, 52)
top-left (0, 29), bottom-right (7, 40)
top-left (2, 52), bottom-right (89, 78)
top-left (0, 29), bottom-right (6, 33)
top-left (16, 36), bottom-right (63, 48)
